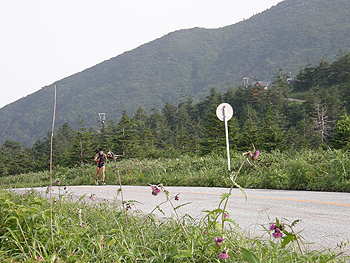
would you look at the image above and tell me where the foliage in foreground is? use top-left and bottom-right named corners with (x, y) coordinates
top-left (1, 149), bottom-right (350, 193)
top-left (0, 188), bottom-right (349, 262)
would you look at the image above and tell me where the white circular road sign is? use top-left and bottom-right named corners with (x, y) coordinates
top-left (216, 103), bottom-right (233, 121)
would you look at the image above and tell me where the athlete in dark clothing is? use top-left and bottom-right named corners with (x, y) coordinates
top-left (94, 147), bottom-right (108, 185)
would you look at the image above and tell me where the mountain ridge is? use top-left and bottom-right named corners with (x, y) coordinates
top-left (1, 0), bottom-right (350, 146)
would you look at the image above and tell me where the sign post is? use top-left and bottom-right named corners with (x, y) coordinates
top-left (216, 103), bottom-right (233, 171)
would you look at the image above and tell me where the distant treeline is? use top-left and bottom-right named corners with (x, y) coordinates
top-left (1, 52), bottom-right (350, 176)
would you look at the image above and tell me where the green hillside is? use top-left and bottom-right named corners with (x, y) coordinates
top-left (1, 0), bottom-right (350, 146)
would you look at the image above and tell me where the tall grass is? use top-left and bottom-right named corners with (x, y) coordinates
top-left (1, 188), bottom-right (348, 262)
top-left (1, 149), bottom-right (350, 192)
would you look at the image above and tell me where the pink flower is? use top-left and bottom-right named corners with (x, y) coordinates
top-left (56, 180), bottom-right (60, 186)
top-left (89, 194), bottom-right (93, 200)
top-left (53, 200), bottom-right (57, 205)
top-left (115, 165), bottom-right (118, 169)
top-left (213, 237), bottom-right (223, 247)
top-left (248, 150), bottom-right (260, 161)
top-left (273, 231), bottom-right (283, 238)
top-left (224, 213), bottom-right (228, 218)
top-left (151, 185), bottom-right (161, 196)
top-left (219, 251), bottom-right (229, 260)
top-left (202, 230), bottom-right (207, 234)
top-left (270, 223), bottom-right (283, 238)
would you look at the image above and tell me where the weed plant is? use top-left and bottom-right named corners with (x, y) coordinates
top-left (1, 186), bottom-right (349, 262)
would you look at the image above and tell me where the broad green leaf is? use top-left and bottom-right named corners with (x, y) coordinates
top-left (281, 233), bottom-right (296, 248)
top-left (241, 247), bottom-right (260, 263)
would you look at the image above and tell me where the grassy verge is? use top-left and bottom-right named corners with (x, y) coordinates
top-left (1, 187), bottom-right (349, 262)
top-left (1, 149), bottom-right (350, 192)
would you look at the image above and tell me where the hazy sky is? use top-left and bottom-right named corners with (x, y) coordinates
top-left (0, 0), bottom-right (282, 109)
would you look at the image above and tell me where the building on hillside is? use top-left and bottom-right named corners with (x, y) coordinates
top-left (251, 81), bottom-right (272, 90)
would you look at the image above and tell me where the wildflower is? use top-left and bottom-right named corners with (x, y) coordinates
top-left (272, 228), bottom-right (283, 238)
top-left (252, 150), bottom-right (260, 160)
top-left (53, 200), bottom-right (57, 205)
top-left (89, 194), bottom-right (93, 200)
top-left (56, 180), bottom-right (60, 186)
top-left (213, 237), bottom-right (224, 247)
top-left (175, 195), bottom-right (179, 201)
top-left (23, 194), bottom-right (28, 198)
top-left (270, 223), bottom-right (283, 238)
top-left (126, 203), bottom-right (132, 210)
top-left (151, 185), bottom-right (161, 196)
top-left (219, 250), bottom-right (229, 260)
top-left (203, 230), bottom-right (207, 234)
top-left (248, 150), bottom-right (260, 161)
top-left (224, 213), bottom-right (228, 218)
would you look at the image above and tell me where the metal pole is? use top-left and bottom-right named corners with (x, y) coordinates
top-left (223, 106), bottom-right (231, 171)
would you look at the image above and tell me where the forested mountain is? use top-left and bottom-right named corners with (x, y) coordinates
top-left (1, 0), bottom-right (350, 146)
top-left (1, 51), bottom-right (350, 176)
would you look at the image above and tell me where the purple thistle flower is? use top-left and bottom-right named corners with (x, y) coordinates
top-left (219, 251), bottom-right (229, 260)
top-left (273, 231), bottom-right (283, 238)
top-left (213, 237), bottom-right (224, 247)
top-left (252, 150), bottom-right (260, 160)
top-left (248, 150), bottom-right (260, 161)
top-left (151, 185), bottom-right (161, 196)
top-left (270, 223), bottom-right (283, 238)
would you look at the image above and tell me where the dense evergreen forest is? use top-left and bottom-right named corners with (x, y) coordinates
top-left (1, 52), bottom-right (350, 177)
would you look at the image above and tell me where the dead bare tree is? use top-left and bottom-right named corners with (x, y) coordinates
top-left (311, 103), bottom-right (335, 143)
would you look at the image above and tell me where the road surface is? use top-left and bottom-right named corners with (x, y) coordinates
top-left (15, 185), bottom-right (350, 252)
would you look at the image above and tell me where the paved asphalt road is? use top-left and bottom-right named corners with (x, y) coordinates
top-left (15, 185), bottom-right (350, 252)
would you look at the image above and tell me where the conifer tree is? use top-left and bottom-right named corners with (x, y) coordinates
top-left (54, 122), bottom-right (77, 166)
top-left (69, 118), bottom-right (96, 166)
top-left (331, 114), bottom-right (350, 149)
top-left (260, 106), bottom-right (286, 151)
top-left (114, 110), bottom-right (135, 157)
